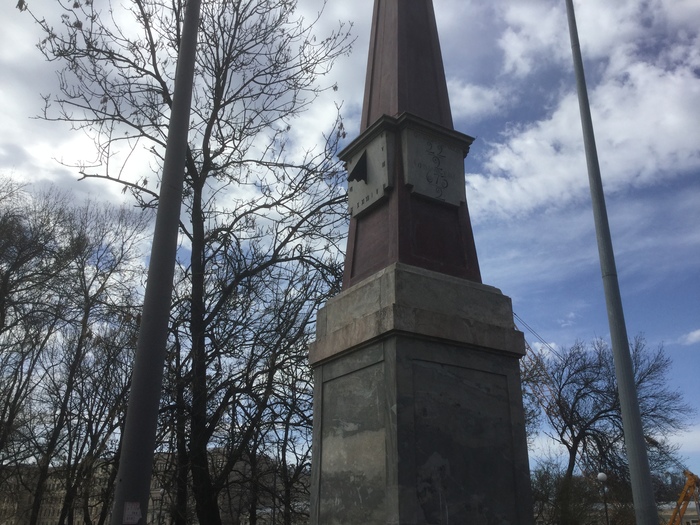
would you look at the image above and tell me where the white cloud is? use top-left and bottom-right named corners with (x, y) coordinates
top-left (529, 341), bottom-right (561, 355)
top-left (468, 0), bottom-right (700, 226)
top-left (593, 51), bottom-right (700, 184)
top-left (497, 1), bottom-right (569, 77)
top-left (448, 80), bottom-right (510, 122)
top-left (558, 312), bottom-right (579, 328)
top-left (665, 0), bottom-right (700, 31)
top-left (495, 0), bottom-right (691, 78)
top-left (679, 330), bottom-right (700, 346)
top-left (465, 2), bottom-right (700, 221)
top-left (569, 0), bottom-right (644, 60)
top-left (669, 425), bottom-right (700, 457)
top-left (465, 91), bottom-right (589, 220)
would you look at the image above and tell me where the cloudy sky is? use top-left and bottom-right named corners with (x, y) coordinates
top-left (3, 0), bottom-right (699, 474)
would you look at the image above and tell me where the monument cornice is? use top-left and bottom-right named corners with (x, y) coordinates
top-left (339, 112), bottom-right (475, 163)
top-left (310, 263), bottom-right (525, 366)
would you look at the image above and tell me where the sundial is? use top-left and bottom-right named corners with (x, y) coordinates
top-left (342, 115), bottom-right (471, 218)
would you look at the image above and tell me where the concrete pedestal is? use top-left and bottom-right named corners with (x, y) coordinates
top-left (309, 264), bottom-right (533, 524)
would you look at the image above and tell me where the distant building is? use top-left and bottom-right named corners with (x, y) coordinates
top-left (0, 451), bottom-right (308, 525)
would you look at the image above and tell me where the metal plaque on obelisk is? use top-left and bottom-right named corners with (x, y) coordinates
top-left (309, 1), bottom-right (534, 523)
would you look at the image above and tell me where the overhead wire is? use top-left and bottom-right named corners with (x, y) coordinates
top-left (513, 311), bottom-right (564, 361)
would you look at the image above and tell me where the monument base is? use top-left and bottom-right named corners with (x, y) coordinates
top-left (309, 264), bottom-right (533, 524)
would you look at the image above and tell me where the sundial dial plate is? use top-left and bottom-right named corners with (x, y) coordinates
top-left (346, 131), bottom-right (393, 217)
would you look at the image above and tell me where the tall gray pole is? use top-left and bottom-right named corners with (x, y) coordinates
top-left (109, 0), bottom-right (201, 523)
top-left (565, 1), bottom-right (657, 523)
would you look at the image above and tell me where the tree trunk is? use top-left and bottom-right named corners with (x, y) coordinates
top-left (189, 182), bottom-right (222, 525)
top-left (173, 352), bottom-right (189, 525)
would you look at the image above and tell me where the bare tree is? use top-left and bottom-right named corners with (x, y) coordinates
top-left (22, 0), bottom-right (353, 522)
top-left (0, 184), bottom-right (148, 524)
top-left (268, 358), bottom-right (314, 525)
top-left (23, 201), bottom-right (148, 525)
top-left (0, 184), bottom-right (75, 466)
top-left (530, 459), bottom-right (600, 525)
top-left (522, 335), bottom-right (693, 521)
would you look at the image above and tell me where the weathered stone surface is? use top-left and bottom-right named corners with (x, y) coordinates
top-left (319, 362), bottom-right (387, 524)
top-left (309, 266), bottom-right (534, 525)
top-left (411, 360), bottom-right (521, 523)
top-left (310, 263), bottom-right (524, 365)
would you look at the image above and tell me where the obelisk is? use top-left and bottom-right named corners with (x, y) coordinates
top-left (309, 1), bottom-right (534, 523)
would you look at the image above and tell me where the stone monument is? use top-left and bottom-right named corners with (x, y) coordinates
top-left (309, 1), bottom-right (534, 523)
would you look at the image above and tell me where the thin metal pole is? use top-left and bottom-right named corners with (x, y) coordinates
top-left (564, 1), bottom-right (657, 523)
top-left (109, 0), bottom-right (201, 522)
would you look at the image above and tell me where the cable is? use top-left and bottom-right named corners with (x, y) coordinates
top-left (513, 311), bottom-right (564, 361)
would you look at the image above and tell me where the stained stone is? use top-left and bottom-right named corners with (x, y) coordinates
top-left (309, 265), bottom-right (534, 524)
top-left (309, 0), bottom-right (533, 522)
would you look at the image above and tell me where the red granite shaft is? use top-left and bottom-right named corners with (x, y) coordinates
top-left (342, 0), bottom-right (481, 288)
top-left (361, 0), bottom-right (453, 131)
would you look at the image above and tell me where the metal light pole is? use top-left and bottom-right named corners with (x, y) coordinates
top-left (597, 472), bottom-right (611, 525)
top-left (564, 1), bottom-right (657, 524)
top-left (109, 0), bottom-right (202, 523)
